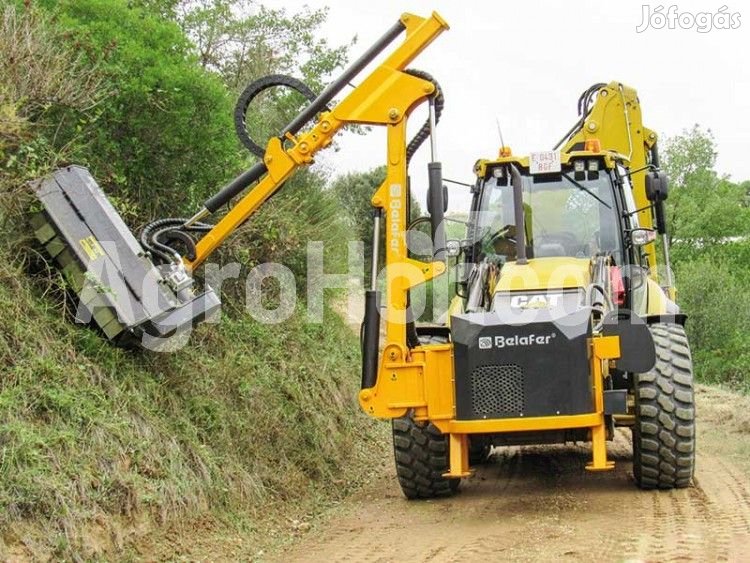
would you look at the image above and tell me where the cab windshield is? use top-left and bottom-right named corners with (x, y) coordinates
top-left (475, 169), bottom-right (621, 262)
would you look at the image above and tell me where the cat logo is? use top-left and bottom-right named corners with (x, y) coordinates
top-left (510, 293), bottom-right (562, 309)
top-left (79, 236), bottom-right (105, 261)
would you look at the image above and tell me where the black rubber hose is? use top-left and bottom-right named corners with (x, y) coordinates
top-left (578, 83), bottom-right (607, 117)
top-left (404, 69), bottom-right (444, 165)
top-left (140, 218), bottom-right (212, 264)
top-left (234, 74), bottom-right (319, 158)
top-left (158, 229), bottom-right (198, 262)
top-left (555, 82), bottom-right (607, 150)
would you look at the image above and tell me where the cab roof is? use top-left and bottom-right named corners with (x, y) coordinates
top-left (473, 148), bottom-right (628, 179)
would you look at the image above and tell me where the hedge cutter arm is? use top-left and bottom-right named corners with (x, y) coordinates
top-left (31, 12), bottom-right (449, 348)
top-left (185, 12), bottom-right (449, 270)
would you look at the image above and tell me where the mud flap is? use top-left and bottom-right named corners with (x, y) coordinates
top-left (31, 166), bottom-right (220, 349)
top-left (602, 309), bottom-right (655, 373)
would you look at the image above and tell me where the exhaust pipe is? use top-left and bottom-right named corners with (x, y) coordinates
top-left (509, 164), bottom-right (528, 265)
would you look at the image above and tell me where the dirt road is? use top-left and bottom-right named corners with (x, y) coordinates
top-left (273, 386), bottom-right (750, 562)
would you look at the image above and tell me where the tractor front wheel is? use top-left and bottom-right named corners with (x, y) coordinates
top-left (392, 414), bottom-right (460, 499)
top-left (633, 323), bottom-right (696, 489)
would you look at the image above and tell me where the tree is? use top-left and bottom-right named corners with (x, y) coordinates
top-left (662, 125), bottom-right (750, 390)
top-left (166, 1), bottom-right (351, 93)
top-left (663, 125), bottom-right (750, 247)
top-left (30, 0), bottom-right (242, 218)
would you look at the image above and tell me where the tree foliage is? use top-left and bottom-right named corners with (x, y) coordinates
top-left (663, 126), bottom-right (750, 391)
top-left (169, 0), bottom-right (351, 92)
top-left (17, 0), bottom-right (241, 219)
top-left (663, 125), bottom-right (750, 247)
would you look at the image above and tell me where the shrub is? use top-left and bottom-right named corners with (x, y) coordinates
top-left (30, 0), bottom-right (243, 218)
top-left (675, 255), bottom-right (750, 391)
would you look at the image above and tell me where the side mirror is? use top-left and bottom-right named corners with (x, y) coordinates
top-left (645, 171), bottom-right (669, 202)
top-left (646, 171), bottom-right (669, 235)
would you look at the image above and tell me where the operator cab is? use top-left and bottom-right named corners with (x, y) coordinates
top-left (447, 149), bottom-right (656, 427)
top-left (458, 151), bottom-right (649, 313)
top-left (472, 159), bottom-right (622, 262)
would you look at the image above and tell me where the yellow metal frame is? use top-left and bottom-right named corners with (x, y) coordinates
top-left (562, 82), bottom-right (659, 274)
top-left (186, 12), bottom-right (449, 271)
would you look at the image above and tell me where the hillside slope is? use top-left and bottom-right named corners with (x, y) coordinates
top-left (0, 247), bottom-right (386, 560)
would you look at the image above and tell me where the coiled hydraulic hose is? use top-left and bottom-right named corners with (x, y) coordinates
top-left (403, 69), bottom-right (444, 165)
top-left (233, 74), bottom-right (320, 158)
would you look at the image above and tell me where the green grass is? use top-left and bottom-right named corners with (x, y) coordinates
top-left (0, 248), bottom-right (385, 558)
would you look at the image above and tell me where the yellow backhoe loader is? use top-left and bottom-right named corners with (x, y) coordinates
top-left (31, 11), bottom-right (694, 497)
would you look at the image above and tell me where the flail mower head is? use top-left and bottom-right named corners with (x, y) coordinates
top-left (32, 166), bottom-right (220, 349)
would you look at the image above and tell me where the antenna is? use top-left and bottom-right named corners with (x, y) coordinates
top-left (495, 117), bottom-right (506, 148)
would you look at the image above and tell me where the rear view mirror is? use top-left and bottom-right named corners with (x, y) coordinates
top-left (645, 171), bottom-right (669, 202)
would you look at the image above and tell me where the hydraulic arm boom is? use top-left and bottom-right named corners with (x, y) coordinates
top-left (31, 11), bottom-right (449, 349)
top-left (559, 82), bottom-right (660, 272)
top-left (185, 12), bottom-right (449, 271)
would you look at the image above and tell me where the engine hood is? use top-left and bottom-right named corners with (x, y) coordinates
top-left (493, 257), bottom-right (591, 293)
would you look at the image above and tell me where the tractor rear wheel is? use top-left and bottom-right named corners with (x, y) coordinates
top-left (633, 323), bottom-right (695, 489)
top-left (392, 414), bottom-right (460, 499)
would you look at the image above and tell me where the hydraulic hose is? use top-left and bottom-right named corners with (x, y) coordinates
top-left (403, 69), bottom-right (444, 165)
top-left (234, 74), bottom-right (319, 158)
top-left (140, 218), bottom-right (213, 264)
top-left (199, 19), bottom-right (406, 215)
top-left (554, 82), bottom-right (607, 150)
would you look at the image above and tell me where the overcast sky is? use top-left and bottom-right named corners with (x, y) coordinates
top-left (272, 0), bottom-right (748, 211)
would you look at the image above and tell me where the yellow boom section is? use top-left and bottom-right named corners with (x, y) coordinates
top-left (561, 82), bottom-right (659, 270)
top-left (186, 12), bottom-right (449, 270)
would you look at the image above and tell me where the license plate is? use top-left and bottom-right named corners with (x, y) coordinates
top-left (529, 151), bottom-right (561, 174)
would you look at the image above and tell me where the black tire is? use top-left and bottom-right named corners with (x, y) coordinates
top-left (469, 437), bottom-right (491, 465)
top-left (392, 415), bottom-right (460, 499)
top-left (633, 323), bottom-right (695, 489)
